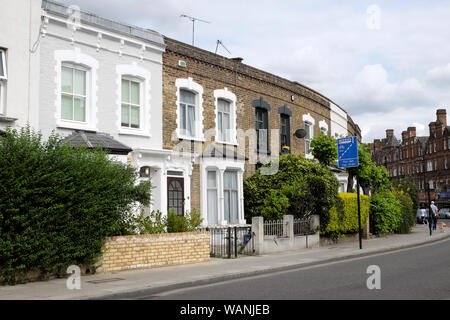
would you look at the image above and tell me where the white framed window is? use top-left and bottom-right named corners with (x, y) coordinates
top-left (427, 161), bottom-right (433, 172)
top-left (179, 89), bottom-right (196, 137)
top-left (217, 99), bottom-right (231, 142)
top-left (61, 63), bottom-right (87, 122)
top-left (319, 120), bottom-right (328, 135)
top-left (116, 63), bottom-right (151, 137)
top-left (214, 88), bottom-right (237, 145)
top-left (55, 49), bottom-right (98, 131)
top-left (207, 171), bottom-right (218, 225)
top-left (121, 77), bottom-right (142, 129)
top-left (303, 113), bottom-right (315, 159)
top-left (0, 49), bottom-right (6, 80)
top-left (0, 49), bottom-right (7, 116)
top-left (305, 122), bottom-right (312, 153)
top-left (175, 77), bottom-right (204, 141)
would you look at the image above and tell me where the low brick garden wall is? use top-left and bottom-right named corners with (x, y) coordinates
top-left (100, 231), bottom-right (210, 273)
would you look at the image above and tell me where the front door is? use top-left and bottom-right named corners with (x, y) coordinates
top-left (167, 177), bottom-right (184, 215)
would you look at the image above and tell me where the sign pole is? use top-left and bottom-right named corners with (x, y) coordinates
top-left (356, 170), bottom-right (362, 249)
top-left (337, 136), bottom-right (361, 249)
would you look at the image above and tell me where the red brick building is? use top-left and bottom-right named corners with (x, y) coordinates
top-left (369, 109), bottom-right (450, 207)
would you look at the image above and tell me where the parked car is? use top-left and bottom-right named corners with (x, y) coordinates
top-left (417, 208), bottom-right (429, 224)
top-left (438, 208), bottom-right (450, 219)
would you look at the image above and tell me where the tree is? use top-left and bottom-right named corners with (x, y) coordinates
top-left (244, 154), bottom-right (340, 232)
top-left (346, 144), bottom-right (389, 195)
top-left (310, 132), bottom-right (338, 167)
top-left (0, 127), bottom-right (151, 283)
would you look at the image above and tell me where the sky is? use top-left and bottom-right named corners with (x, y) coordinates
top-left (59, 0), bottom-right (450, 143)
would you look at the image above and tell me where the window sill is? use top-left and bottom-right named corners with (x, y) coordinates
top-left (215, 140), bottom-right (239, 147)
top-left (119, 128), bottom-right (151, 138)
top-left (255, 149), bottom-right (271, 156)
top-left (57, 120), bottom-right (97, 132)
top-left (0, 116), bottom-right (18, 123)
top-left (178, 135), bottom-right (206, 142)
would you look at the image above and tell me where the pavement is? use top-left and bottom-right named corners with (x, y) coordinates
top-left (1, 222), bottom-right (449, 300)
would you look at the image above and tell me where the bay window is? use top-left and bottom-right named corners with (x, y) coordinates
top-left (207, 171), bottom-right (218, 225)
top-left (224, 171), bottom-right (239, 224)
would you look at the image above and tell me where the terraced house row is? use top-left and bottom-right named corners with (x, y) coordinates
top-left (0, 0), bottom-right (361, 226)
top-left (369, 109), bottom-right (450, 207)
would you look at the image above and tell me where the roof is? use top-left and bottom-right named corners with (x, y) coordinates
top-left (62, 131), bottom-right (132, 155)
top-left (42, 0), bottom-right (165, 48)
top-left (384, 135), bottom-right (400, 147)
top-left (201, 144), bottom-right (247, 161)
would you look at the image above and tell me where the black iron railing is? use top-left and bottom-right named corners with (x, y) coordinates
top-left (199, 226), bottom-right (254, 258)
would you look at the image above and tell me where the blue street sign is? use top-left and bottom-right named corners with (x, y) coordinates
top-left (338, 136), bottom-right (359, 168)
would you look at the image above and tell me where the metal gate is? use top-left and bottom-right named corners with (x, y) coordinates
top-left (200, 226), bottom-right (254, 258)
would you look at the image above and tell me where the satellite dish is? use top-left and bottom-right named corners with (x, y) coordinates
top-left (294, 129), bottom-right (306, 139)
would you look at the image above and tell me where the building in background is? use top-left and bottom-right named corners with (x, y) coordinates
top-left (369, 109), bottom-right (450, 208)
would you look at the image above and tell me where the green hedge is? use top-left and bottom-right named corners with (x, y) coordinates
top-left (370, 191), bottom-right (402, 234)
top-left (323, 193), bottom-right (371, 238)
top-left (393, 190), bottom-right (415, 234)
top-left (0, 128), bottom-right (150, 284)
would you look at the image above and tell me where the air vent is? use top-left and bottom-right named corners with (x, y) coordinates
top-left (178, 60), bottom-right (187, 68)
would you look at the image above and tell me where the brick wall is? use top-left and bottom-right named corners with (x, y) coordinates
top-left (100, 232), bottom-right (210, 273)
top-left (163, 37), bottom-right (340, 183)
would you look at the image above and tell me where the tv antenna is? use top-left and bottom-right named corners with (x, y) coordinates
top-left (215, 40), bottom-right (231, 55)
top-left (180, 14), bottom-right (210, 46)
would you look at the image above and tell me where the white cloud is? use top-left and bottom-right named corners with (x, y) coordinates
top-left (57, 0), bottom-right (450, 144)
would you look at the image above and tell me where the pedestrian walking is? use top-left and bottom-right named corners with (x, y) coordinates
top-left (430, 201), bottom-right (438, 231)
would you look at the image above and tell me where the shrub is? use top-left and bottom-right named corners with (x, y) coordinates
top-left (133, 209), bottom-right (166, 234)
top-left (244, 154), bottom-right (340, 231)
top-left (323, 193), bottom-right (371, 239)
top-left (392, 189), bottom-right (415, 234)
top-left (0, 127), bottom-right (151, 284)
top-left (370, 191), bottom-right (402, 234)
top-left (166, 208), bottom-right (203, 233)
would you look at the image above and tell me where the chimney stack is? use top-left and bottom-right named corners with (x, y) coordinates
top-left (407, 126), bottom-right (416, 137)
top-left (401, 131), bottom-right (409, 141)
top-left (374, 139), bottom-right (382, 150)
top-left (437, 109), bottom-right (447, 127)
top-left (386, 129), bottom-right (394, 138)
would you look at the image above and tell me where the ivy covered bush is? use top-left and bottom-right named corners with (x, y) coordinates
top-left (324, 193), bottom-right (371, 239)
top-left (0, 128), bottom-right (151, 284)
top-left (244, 154), bottom-right (340, 231)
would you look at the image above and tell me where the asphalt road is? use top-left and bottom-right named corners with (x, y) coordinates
top-left (140, 236), bottom-right (450, 300)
